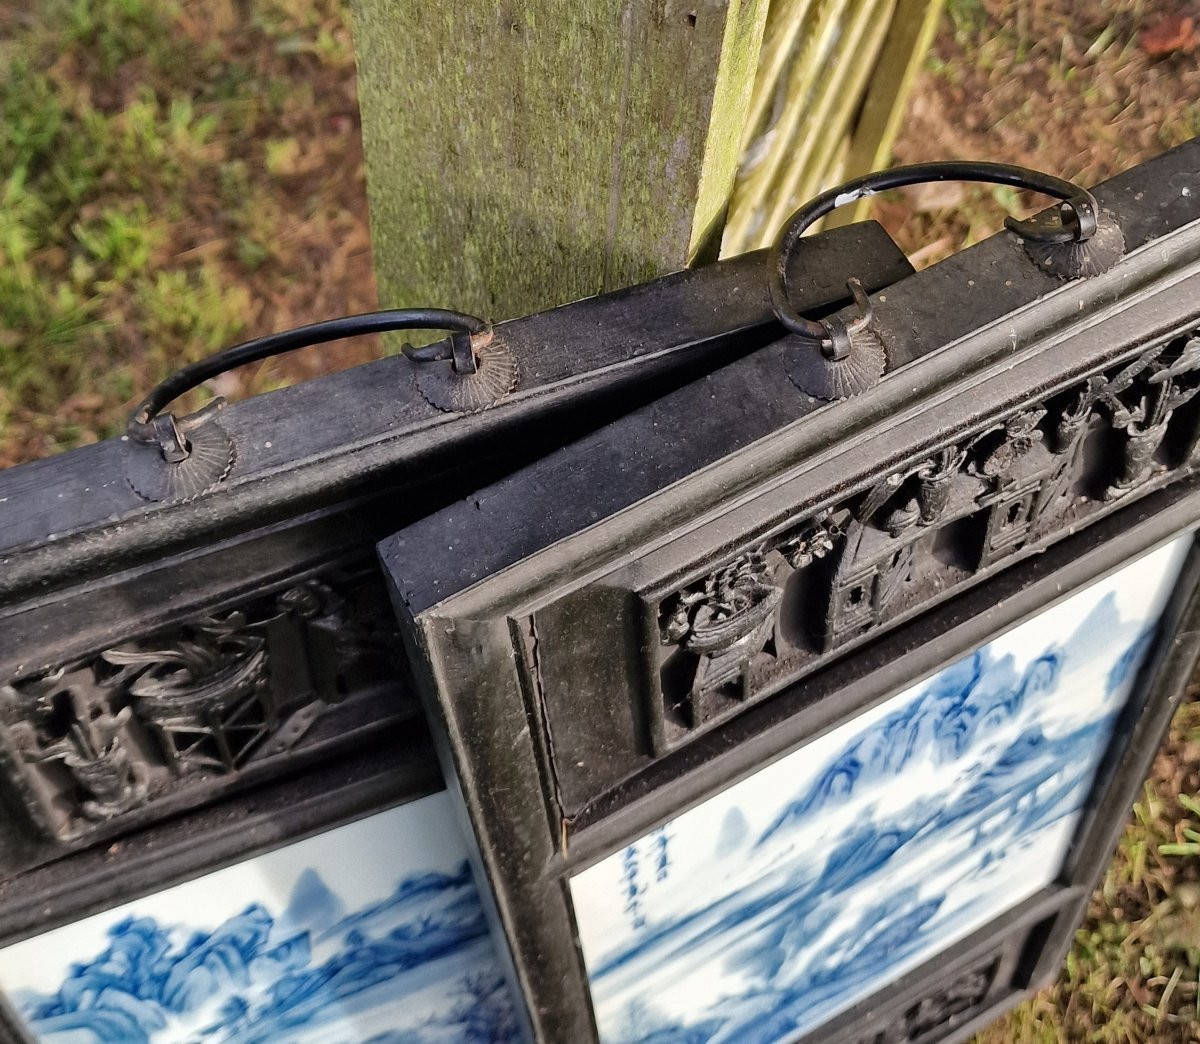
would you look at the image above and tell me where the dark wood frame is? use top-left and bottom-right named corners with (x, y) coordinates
top-left (3, 512), bottom-right (1196, 1044)
top-left (382, 139), bottom-right (1200, 1043)
top-left (1, 138), bottom-right (1199, 1044)
top-left (0, 183), bottom-right (912, 1044)
top-left (0, 220), bottom-right (911, 888)
top-left (390, 478), bottom-right (1200, 1044)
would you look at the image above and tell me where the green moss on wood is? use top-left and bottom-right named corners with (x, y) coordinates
top-left (688, 0), bottom-right (770, 263)
top-left (350, 0), bottom-right (765, 325)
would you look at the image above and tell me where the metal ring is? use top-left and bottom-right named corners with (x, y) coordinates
top-left (127, 308), bottom-right (493, 443)
top-left (767, 160), bottom-right (1102, 345)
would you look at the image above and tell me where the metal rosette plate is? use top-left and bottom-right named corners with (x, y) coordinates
top-left (415, 340), bottom-right (519, 414)
top-left (1021, 208), bottom-right (1125, 279)
top-left (124, 418), bottom-right (235, 502)
top-left (786, 326), bottom-right (887, 401)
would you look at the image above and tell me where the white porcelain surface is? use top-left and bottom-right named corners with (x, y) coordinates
top-left (571, 537), bottom-right (1190, 1043)
top-left (0, 792), bottom-right (522, 1043)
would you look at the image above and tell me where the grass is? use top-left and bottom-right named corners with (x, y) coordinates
top-left (972, 699), bottom-right (1200, 1041)
top-left (0, 0), bottom-right (376, 465)
top-left (3, 0), bottom-right (1200, 1039)
top-left (890, 8), bottom-right (1200, 1035)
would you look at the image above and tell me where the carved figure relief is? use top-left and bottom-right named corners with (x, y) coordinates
top-left (5, 677), bottom-right (147, 823)
top-left (658, 514), bottom-right (846, 727)
top-left (660, 550), bottom-right (782, 724)
top-left (1101, 338), bottom-right (1200, 498)
top-left (655, 330), bottom-right (1200, 741)
top-left (0, 573), bottom-right (406, 841)
top-left (857, 959), bottom-right (997, 1044)
top-left (914, 445), bottom-right (968, 525)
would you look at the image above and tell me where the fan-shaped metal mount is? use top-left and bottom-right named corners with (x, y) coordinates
top-left (416, 339), bottom-right (519, 413)
top-left (1022, 208), bottom-right (1125, 279)
top-left (785, 325), bottom-right (887, 401)
top-left (124, 403), bottom-right (235, 502)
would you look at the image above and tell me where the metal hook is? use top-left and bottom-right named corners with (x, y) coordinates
top-left (767, 160), bottom-right (1109, 347)
top-left (819, 277), bottom-right (875, 361)
top-left (400, 329), bottom-right (494, 375)
top-left (127, 308), bottom-right (494, 463)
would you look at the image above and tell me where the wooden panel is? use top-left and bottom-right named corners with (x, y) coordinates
top-left (724, 0), bottom-right (942, 253)
top-left (831, 0), bottom-right (948, 227)
top-left (350, 0), bottom-right (768, 324)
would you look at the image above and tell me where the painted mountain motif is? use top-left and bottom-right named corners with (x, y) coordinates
top-left (0, 794), bottom-right (522, 1043)
top-left (571, 537), bottom-right (1190, 1044)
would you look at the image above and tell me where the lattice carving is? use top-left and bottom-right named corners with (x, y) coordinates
top-left (855, 959), bottom-right (997, 1044)
top-left (0, 574), bottom-right (405, 841)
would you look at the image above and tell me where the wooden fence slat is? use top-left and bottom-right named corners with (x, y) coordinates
top-left (829, 0), bottom-right (947, 227)
top-left (723, 0), bottom-right (942, 254)
top-left (784, 0), bottom-right (899, 219)
top-left (757, 0), bottom-right (895, 245)
top-left (722, 0), bottom-right (849, 250)
top-left (738, 0), bottom-right (816, 151)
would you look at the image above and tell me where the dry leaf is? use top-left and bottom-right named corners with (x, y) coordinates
top-left (1140, 15), bottom-right (1196, 56)
top-left (870, 199), bottom-right (912, 240)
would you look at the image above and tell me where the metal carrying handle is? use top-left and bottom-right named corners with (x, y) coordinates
top-left (126, 307), bottom-right (493, 448)
top-left (767, 160), bottom-right (1102, 355)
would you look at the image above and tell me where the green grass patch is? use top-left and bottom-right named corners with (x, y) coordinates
top-left (0, 0), bottom-right (370, 460)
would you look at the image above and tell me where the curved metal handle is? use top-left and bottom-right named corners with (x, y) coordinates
top-left (767, 160), bottom-right (1102, 349)
top-left (127, 307), bottom-right (493, 442)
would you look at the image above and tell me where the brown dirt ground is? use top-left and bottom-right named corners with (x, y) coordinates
top-left (881, 0), bottom-right (1200, 268)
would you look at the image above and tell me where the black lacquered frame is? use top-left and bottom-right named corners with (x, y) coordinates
top-left (387, 456), bottom-right (1200, 1044)
top-left (0, 138), bottom-right (1198, 1044)
top-left (382, 139), bottom-right (1200, 1042)
top-left (0, 221), bottom-right (911, 890)
top-left (0, 193), bottom-right (913, 1042)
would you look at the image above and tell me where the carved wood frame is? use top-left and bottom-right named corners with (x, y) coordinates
top-left (393, 420), bottom-right (1200, 1044)
top-left (0, 216), bottom-right (913, 904)
top-left (383, 141), bottom-right (1200, 1043)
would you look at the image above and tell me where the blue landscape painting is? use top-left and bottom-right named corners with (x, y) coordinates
top-left (571, 537), bottom-right (1190, 1044)
top-left (0, 794), bottom-right (523, 1043)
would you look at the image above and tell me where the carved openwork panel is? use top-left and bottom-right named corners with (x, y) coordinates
top-left (854, 958), bottom-right (999, 1044)
top-left (653, 331), bottom-right (1200, 743)
top-left (0, 570), bottom-right (409, 843)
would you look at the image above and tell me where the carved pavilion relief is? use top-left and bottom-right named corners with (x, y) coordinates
top-left (854, 958), bottom-right (998, 1044)
top-left (656, 332), bottom-right (1200, 739)
top-left (0, 573), bottom-right (407, 843)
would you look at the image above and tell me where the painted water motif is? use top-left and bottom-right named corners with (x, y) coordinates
top-left (0, 793), bottom-right (522, 1043)
top-left (571, 537), bottom-right (1191, 1044)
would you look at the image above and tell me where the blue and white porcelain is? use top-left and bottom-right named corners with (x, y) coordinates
top-left (0, 792), bottom-right (522, 1043)
top-left (570, 537), bottom-right (1190, 1044)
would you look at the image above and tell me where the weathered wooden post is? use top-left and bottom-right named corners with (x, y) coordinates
top-left (350, 0), bottom-right (946, 318)
top-left (351, 0), bottom-right (771, 321)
